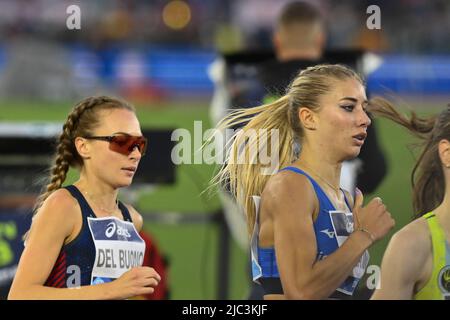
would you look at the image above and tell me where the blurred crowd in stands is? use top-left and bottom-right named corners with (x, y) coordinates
top-left (0, 0), bottom-right (448, 54)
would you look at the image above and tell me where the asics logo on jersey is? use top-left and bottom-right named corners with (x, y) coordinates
top-left (320, 229), bottom-right (335, 238)
top-left (105, 222), bottom-right (116, 238)
top-left (105, 222), bottom-right (131, 238)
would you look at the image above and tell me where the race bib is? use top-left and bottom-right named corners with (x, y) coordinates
top-left (87, 217), bottom-right (145, 285)
top-left (329, 210), bottom-right (370, 295)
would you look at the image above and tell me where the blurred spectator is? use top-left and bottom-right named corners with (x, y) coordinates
top-left (0, 37), bottom-right (82, 101)
top-left (0, 0), bottom-right (447, 53)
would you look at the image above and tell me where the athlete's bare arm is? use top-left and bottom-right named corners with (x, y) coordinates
top-left (260, 171), bottom-right (381, 299)
top-left (371, 219), bottom-right (431, 300)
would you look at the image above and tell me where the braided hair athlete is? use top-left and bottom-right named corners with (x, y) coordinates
top-left (8, 96), bottom-right (160, 299)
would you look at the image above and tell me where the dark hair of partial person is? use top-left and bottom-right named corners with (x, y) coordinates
top-left (277, 1), bottom-right (324, 27)
top-left (368, 98), bottom-right (450, 218)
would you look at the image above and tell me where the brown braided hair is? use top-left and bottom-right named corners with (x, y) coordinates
top-left (24, 96), bottom-right (135, 240)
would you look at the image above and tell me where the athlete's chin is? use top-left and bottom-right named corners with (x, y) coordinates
top-left (343, 147), bottom-right (361, 160)
top-left (116, 178), bottom-right (133, 188)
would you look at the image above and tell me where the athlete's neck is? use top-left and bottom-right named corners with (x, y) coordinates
top-left (75, 173), bottom-right (119, 209)
top-left (276, 48), bottom-right (322, 62)
top-left (434, 192), bottom-right (450, 233)
top-left (295, 143), bottom-right (342, 190)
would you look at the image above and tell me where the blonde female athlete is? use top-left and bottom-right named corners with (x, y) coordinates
top-left (8, 96), bottom-right (160, 299)
top-left (213, 64), bottom-right (395, 299)
top-left (370, 101), bottom-right (450, 300)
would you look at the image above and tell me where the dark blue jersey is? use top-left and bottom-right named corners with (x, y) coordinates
top-left (44, 185), bottom-right (145, 288)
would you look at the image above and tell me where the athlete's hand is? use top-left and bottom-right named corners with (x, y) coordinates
top-left (352, 189), bottom-right (395, 245)
top-left (111, 266), bottom-right (161, 299)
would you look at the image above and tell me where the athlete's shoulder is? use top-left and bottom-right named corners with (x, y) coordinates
top-left (40, 187), bottom-right (80, 215)
top-left (264, 167), bottom-right (314, 197)
top-left (123, 203), bottom-right (143, 232)
top-left (261, 167), bottom-right (317, 216)
top-left (28, 188), bottom-right (79, 241)
top-left (396, 216), bottom-right (430, 244)
top-left (390, 216), bottom-right (431, 262)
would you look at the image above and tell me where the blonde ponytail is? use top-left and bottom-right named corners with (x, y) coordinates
top-left (211, 64), bottom-right (364, 235)
top-left (213, 95), bottom-right (295, 234)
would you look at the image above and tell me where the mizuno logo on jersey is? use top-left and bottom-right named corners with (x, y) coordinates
top-left (320, 229), bottom-right (335, 238)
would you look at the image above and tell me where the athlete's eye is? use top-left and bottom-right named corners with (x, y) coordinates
top-left (341, 105), bottom-right (355, 112)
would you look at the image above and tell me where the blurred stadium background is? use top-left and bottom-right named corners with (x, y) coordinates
top-left (0, 0), bottom-right (449, 299)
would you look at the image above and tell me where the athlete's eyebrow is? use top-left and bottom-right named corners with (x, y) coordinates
top-left (340, 97), bottom-right (369, 104)
top-left (112, 132), bottom-right (131, 136)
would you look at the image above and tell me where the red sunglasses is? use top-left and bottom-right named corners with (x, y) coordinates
top-left (83, 135), bottom-right (147, 156)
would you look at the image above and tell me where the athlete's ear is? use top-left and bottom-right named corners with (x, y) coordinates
top-left (438, 139), bottom-right (450, 169)
top-left (74, 137), bottom-right (91, 160)
top-left (298, 107), bottom-right (317, 130)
